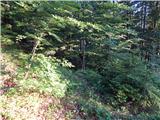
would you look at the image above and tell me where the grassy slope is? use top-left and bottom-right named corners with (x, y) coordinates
top-left (0, 43), bottom-right (111, 120)
top-left (1, 42), bottom-right (160, 120)
top-left (1, 45), bottom-right (62, 119)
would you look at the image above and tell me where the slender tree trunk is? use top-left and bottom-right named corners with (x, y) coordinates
top-left (143, 2), bottom-right (147, 33)
top-left (78, 3), bottom-right (86, 71)
top-left (82, 39), bottom-right (86, 71)
top-left (153, 1), bottom-right (159, 30)
top-left (80, 39), bottom-right (86, 71)
top-left (24, 40), bottom-right (40, 79)
top-left (141, 2), bottom-right (144, 29)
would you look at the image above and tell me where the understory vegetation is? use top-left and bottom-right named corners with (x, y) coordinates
top-left (1, 1), bottom-right (160, 120)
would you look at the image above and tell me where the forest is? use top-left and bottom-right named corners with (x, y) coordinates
top-left (1, 1), bottom-right (160, 120)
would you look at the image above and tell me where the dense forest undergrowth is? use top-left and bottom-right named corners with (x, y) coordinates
top-left (1, 1), bottom-right (160, 120)
top-left (1, 40), bottom-right (160, 120)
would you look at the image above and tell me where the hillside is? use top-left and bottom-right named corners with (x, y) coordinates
top-left (1, 41), bottom-right (160, 120)
top-left (1, 1), bottom-right (160, 120)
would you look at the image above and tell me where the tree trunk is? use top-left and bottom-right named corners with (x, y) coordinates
top-left (153, 1), bottom-right (159, 30)
top-left (141, 2), bottom-right (144, 29)
top-left (24, 40), bottom-right (40, 79)
top-left (82, 39), bottom-right (86, 71)
top-left (80, 39), bottom-right (86, 71)
top-left (143, 2), bottom-right (147, 33)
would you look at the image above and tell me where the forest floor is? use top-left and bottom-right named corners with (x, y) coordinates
top-left (0, 45), bottom-right (117, 120)
top-left (1, 44), bottom-right (160, 120)
top-left (0, 52), bottom-right (83, 120)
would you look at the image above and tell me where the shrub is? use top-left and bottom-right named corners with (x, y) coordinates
top-left (75, 69), bottom-right (103, 88)
top-left (77, 98), bottom-right (111, 120)
top-left (16, 54), bottom-right (74, 98)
